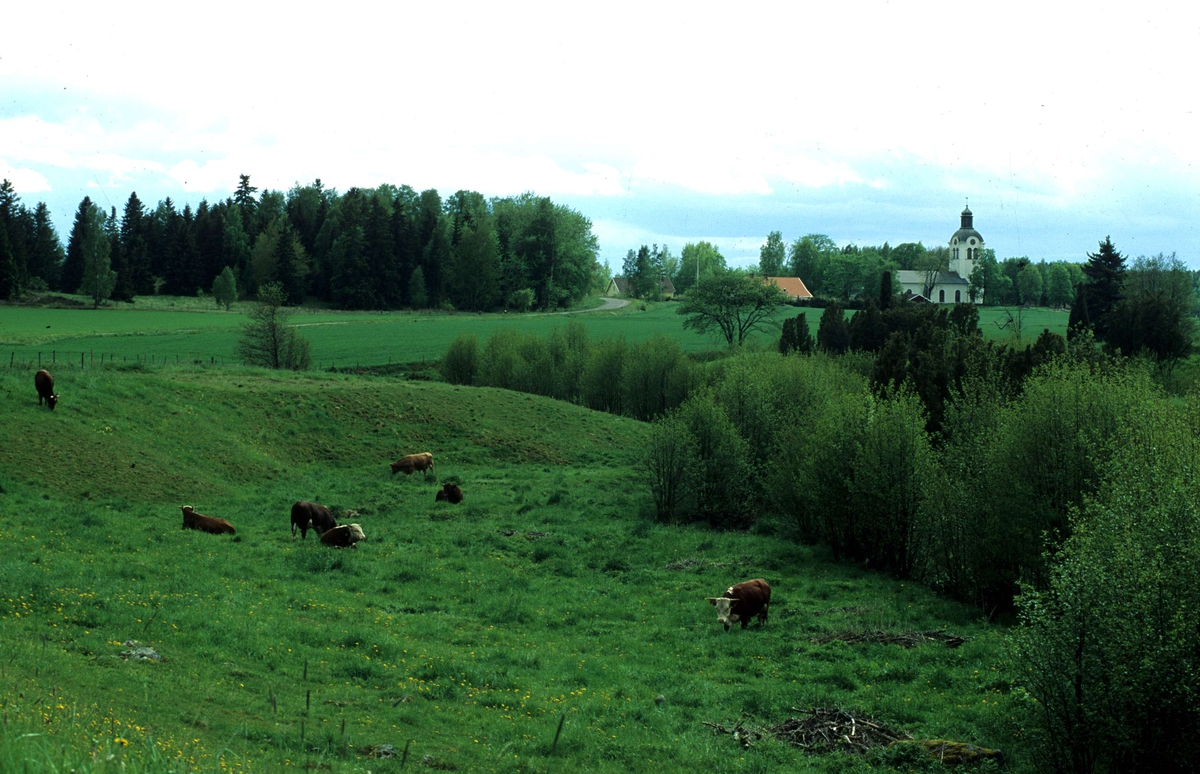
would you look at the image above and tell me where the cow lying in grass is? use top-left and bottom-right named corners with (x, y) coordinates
top-left (291, 500), bottom-right (337, 540)
top-left (706, 578), bottom-right (771, 631)
top-left (320, 523), bottom-right (365, 549)
top-left (435, 482), bottom-right (463, 504)
top-left (181, 505), bottom-right (236, 535)
top-left (389, 452), bottom-right (435, 479)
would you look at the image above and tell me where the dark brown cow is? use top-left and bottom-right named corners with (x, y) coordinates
top-left (181, 505), bottom-right (236, 535)
top-left (291, 501), bottom-right (337, 540)
top-left (706, 579), bottom-right (771, 631)
top-left (320, 523), bottom-right (366, 549)
top-left (389, 452), bottom-right (435, 479)
top-left (34, 370), bottom-right (58, 411)
top-left (435, 483), bottom-right (464, 504)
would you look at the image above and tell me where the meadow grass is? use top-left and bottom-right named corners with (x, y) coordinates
top-left (2, 295), bottom-right (1069, 371)
top-left (0, 366), bottom-right (1021, 773)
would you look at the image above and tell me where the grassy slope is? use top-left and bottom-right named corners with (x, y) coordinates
top-left (0, 367), bottom-right (1019, 774)
top-left (1, 299), bottom-right (1069, 371)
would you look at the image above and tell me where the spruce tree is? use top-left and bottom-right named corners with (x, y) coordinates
top-left (1067, 283), bottom-right (1091, 342)
top-left (817, 303), bottom-right (850, 354)
top-left (0, 218), bottom-right (13, 299)
top-left (1082, 236), bottom-right (1125, 340)
top-left (879, 269), bottom-right (893, 310)
top-left (62, 196), bottom-right (94, 294)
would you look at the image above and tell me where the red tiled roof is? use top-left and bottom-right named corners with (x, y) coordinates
top-left (763, 276), bottom-right (813, 299)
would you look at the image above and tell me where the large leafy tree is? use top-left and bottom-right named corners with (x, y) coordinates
top-left (1045, 263), bottom-right (1074, 308)
top-left (677, 270), bottom-right (785, 346)
top-left (1082, 236), bottom-right (1125, 338)
top-left (78, 201), bottom-right (117, 307)
top-left (446, 216), bottom-right (501, 311)
top-left (759, 230), bottom-right (785, 275)
top-left (788, 233), bottom-right (838, 294)
top-left (674, 241), bottom-right (726, 295)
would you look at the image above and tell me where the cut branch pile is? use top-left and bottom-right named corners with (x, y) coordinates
top-left (809, 629), bottom-right (970, 649)
top-left (704, 708), bottom-right (911, 753)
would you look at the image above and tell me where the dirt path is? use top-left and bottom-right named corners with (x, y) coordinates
top-left (558, 297), bottom-right (630, 314)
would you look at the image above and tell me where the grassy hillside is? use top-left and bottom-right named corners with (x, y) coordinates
top-left (0, 366), bottom-right (1018, 773)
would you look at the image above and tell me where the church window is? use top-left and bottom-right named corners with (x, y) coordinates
top-left (955, 290), bottom-right (961, 303)
top-left (939, 289), bottom-right (945, 303)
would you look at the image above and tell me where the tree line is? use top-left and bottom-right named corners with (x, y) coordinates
top-left (0, 176), bottom-right (605, 312)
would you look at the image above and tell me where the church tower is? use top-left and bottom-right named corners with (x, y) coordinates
top-left (949, 204), bottom-right (984, 281)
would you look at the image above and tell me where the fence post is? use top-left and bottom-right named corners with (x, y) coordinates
top-left (38, 352), bottom-right (41, 367)
top-left (90, 350), bottom-right (93, 368)
top-left (9, 352), bottom-right (13, 368)
top-left (81, 352), bottom-right (85, 369)
top-left (53, 351), bottom-right (56, 364)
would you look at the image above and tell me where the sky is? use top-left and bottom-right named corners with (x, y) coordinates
top-left (3, 1), bottom-right (1199, 271)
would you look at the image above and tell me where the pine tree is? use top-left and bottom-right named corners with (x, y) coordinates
top-left (62, 196), bottom-right (94, 294)
top-left (1067, 283), bottom-right (1091, 342)
top-left (1082, 236), bottom-right (1125, 340)
top-left (879, 269), bottom-right (894, 310)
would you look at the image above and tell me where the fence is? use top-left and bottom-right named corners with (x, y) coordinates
top-left (7, 350), bottom-right (227, 370)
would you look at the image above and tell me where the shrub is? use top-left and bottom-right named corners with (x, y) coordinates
top-left (441, 333), bottom-right (478, 385)
top-left (1012, 397), bottom-right (1200, 773)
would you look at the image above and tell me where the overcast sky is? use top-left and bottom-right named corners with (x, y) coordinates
top-left (3, 1), bottom-right (1199, 271)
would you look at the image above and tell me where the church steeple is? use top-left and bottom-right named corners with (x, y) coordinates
top-left (949, 202), bottom-right (984, 294)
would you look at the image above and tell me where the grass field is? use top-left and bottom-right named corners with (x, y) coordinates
top-left (1, 293), bottom-right (1069, 371)
top-left (0, 366), bottom-right (1019, 773)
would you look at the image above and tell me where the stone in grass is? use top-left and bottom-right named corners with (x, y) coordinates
top-left (358, 744), bottom-right (397, 759)
top-left (119, 640), bottom-right (163, 662)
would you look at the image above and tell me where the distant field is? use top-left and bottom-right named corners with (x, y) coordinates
top-left (1, 294), bottom-right (1070, 369)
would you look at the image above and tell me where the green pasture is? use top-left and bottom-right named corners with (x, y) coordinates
top-left (1, 294), bottom-right (1069, 371)
top-left (0, 366), bottom-right (1019, 773)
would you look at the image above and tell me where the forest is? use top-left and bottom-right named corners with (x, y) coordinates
top-left (0, 177), bottom-right (604, 312)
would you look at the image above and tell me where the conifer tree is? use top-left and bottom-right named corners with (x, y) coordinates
top-left (817, 303), bottom-right (850, 354)
top-left (1082, 236), bottom-right (1125, 339)
top-left (1067, 283), bottom-right (1091, 342)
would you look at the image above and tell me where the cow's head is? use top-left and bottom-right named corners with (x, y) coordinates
top-left (706, 596), bottom-right (740, 631)
top-left (48, 393), bottom-right (58, 410)
top-left (347, 523), bottom-right (366, 543)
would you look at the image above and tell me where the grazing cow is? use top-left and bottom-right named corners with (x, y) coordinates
top-left (435, 483), bottom-right (464, 504)
top-left (180, 505), bottom-right (236, 535)
top-left (389, 452), bottom-right (435, 479)
top-left (34, 370), bottom-right (58, 411)
top-left (320, 523), bottom-right (366, 549)
top-left (290, 500), bottom-right (337, 540)
top-left (706, 579), bottom-right (771, 631)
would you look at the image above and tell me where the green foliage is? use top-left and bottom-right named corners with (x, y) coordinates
top-left (236, 282), bottom-right (312, 370)
top-left (408, 264), bottom-right (429, 308)
top-left (676, 271), bottom-right (786, 346)
top-left (77, 201), bottom-right (117, 308)
top-left (779, 313), bottom-right (814, 354)
top-left (759, 230), bottom-right (785, 275)
top-left (674, 241), bottom-right (726, 295)
top-left (441, 332), bottom-right (479, 385)
top-left (817, 304), bottom-right (849, 354)
top-left (212, 265), bottom-right (238, 310)
top-left (1082, 236), bottom-right (1125, 339)
top-left (508, 287), bottom-right (534, 312)
top-left (1012, 398), bottom-right (1200, 773)
top-left (1016, 263), bottom-right (1043, 306)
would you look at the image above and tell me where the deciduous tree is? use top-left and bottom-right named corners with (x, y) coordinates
top-left (676, 271), bottom-right (786, 347)
top-left (237, 282), bottom-right (311, 370)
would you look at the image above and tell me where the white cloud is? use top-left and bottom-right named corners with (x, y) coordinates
top-left (0, 158), bottom-right (52, 193)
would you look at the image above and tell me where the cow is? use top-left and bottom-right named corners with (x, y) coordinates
top-left (290, 500), bottom-right (337, 540)
top-left (320, 523), bottom-right (366, 549)
top-left (435, 482), bottom-right (464, 504)
top-left (389, 452), bottom-right (435, 479)
top-left (34, 370), bottom-right (58, 411)
top-left (706, 579), bottom-right (771, 631)
top-left (180, 505), bottom-right (236, 535)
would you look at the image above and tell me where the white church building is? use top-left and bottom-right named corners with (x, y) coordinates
top-left (895, 206), bottom-right (984, 304)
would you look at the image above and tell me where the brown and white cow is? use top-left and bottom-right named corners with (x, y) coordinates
top-left (435, 482), bottom-right (463, 504)
top-left (706, 579), bottom-right (771, 631)
top-left (320, 523), bottom-right (366, 549)
top-left (181, 505), bottom-right (236, 535)
top-left (290, 501), bottom-right (338, 540)
top-left (389, 452), bottom-right (435, 479)
top-left (35, 369), bottom-right (58, 411)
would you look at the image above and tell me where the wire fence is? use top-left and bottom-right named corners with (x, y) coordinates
top-left (7, 350), bottom-right (227, 370)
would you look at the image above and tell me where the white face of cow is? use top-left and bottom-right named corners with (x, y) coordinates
top-left (707, 597), bottom-right (740, 631)
top-left (347, 524), bottom-right (366, 542)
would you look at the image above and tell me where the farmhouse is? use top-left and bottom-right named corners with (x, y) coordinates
top-left (895, 206), bottom-right (984, 305)
top-left (762, 276), bottom-right (813, 301)
top-left (606, 276), bottom-right (676, 299)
